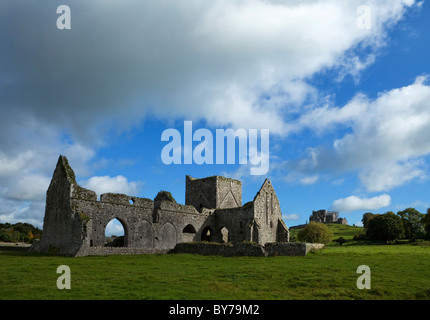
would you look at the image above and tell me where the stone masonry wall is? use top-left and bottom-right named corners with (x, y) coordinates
top-left (33, 155), bottom-right (290, 257)
top-left (264, 242), bottom-right (325, 256)
top-left (185, 175), bottom-right (242, 210)
top-left (172, 242), bottom-right (324, 257)
top-left (252, 179), bottom-right (287, 244)
top-left (171, 242), bottom-right (267, 257)
top-left (72, 196), bottom-right (212, 251)
top-left (32, 156), bottom-right (90, 256)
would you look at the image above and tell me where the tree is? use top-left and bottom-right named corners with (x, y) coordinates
top-left (397, 208), bottom-right (425, 240)
top-left (422, 209), bottom-right (430, 240)
top-left (366, 212), bottom-right (404, 243)
top-left (0, 223), bottom-right (42, 243)
top-left (297, 222), bottom-right (334, 244)
top-left (27, 231), bottom-right (34, 242)
top-left (362, 212), bottom-right (374, 229)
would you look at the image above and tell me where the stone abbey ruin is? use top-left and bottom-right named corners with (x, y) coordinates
top-left (32, 156), bottom-right (323, 257)
top-left (309, 210), bottom-right (348, 225)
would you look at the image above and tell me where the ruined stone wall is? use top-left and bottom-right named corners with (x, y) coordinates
top-left (171, 242), bottom-right (267, 257)
top-left (186, 175), bottom-right (217, 210)
top-left (215, 176), bottom-right (242, 208)
top-left (264, 242), bottom-right (324, 256)
top-left (252, 179), bottom-right (287, 244)
top-left (213, 203), bottom-right (254, 243)
top-left (172, 242), bottom-right (324, 257)
top-left (76, 246), bottom-right (168, 257)
top-left (34, 155), bottom-right (290, 257)
top-left (77, 193), bottom-right (154, 248)
top-left (185, 175), bottom-right (242, 210)
top-left (32, 156), bottom-right (93, 256)
top-left (71, 195), bottom-right (212, 252)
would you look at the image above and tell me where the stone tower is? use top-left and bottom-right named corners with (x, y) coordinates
top-left (185, 175), bottom-right (242, 211)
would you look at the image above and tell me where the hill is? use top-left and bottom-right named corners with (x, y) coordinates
top-left (289, 223), bottom-right (365, 245)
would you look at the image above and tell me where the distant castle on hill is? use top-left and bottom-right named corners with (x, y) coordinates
top-left (309, 210), bottom-right (348, 225)
top-left (290, 209), bottom-right (348, 229)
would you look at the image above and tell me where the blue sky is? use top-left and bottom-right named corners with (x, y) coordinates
top-left (1, 0), bottom-right (430, 235)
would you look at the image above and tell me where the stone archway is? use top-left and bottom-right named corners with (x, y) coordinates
top-left (182, 224), bottom-right (197, 242)
top-left (104, 218), bottom-right (128, 247)
top-left (133, 219), bottom-right (154, 249)
top-left (159, 222), bottom-right (177, 250)
top-left (201, 226), bottom-right (212, 242)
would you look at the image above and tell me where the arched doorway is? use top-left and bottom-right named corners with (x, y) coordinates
top-left (159, 222), bottom-right (177, 250)
top-left (133, 220), bottom-right (154, 249)
top-left (104, 218), bottom-right (127, 247)
top-left (201, 226), bottom-right (212, 242)
top-left (182, 224), bottom-right (197, 242)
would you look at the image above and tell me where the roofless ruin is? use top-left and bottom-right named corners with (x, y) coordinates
top-left (32, 156), bottom-right (323, 257)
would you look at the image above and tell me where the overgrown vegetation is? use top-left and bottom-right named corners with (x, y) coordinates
top-left (154, 190), bottom-right (176, 203)
top-left (362, 208), bottom-right (430, 242)
top-left (297, 222), bottom-right (334, 244)
top-left (291, 206), bottom-right (430, 246)
top-left (0, 223), bottom-right (42, 243)
top-left (365, 212), bottom-right (404, 242)
top-left (105, 236), bottom-right (124, 247)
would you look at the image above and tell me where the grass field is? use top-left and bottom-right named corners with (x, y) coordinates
top-left (289, 223), bottom-right (365, 245)
top-left (1, 225), bottom-right (429, 300)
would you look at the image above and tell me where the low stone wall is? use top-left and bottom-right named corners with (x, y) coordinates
top-left (306, 243), bottom-right (325, 253)
top-left (172, 242), bottom-right (325, 257)
top-left (76, 246), bottom-right (169, 257)
top-left (2, 242), bottom-right (324, 257)
top-left (264, 242), bottom-right (324, 256)
top-left (170, 242), bottom-right (267, 257)
top-left (0, 245), bottom-right (31, 252)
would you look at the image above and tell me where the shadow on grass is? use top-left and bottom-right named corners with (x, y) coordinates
top-left (0, 250), bottom-right (58, 258)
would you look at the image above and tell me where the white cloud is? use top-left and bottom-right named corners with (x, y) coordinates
top-left (0, 199), bottom-right (45, 228)
top-left (0, 0), bottom-right (420, 138)
top-left (285, 76), bottom-right (430, 191)
top-left (80, 176), bottom-right (143, 198)
top-left (283, 213), bottom-right (300, 221)
top-left (0, 141), bottom-right (96, 203)
top-left (0, 0), bottom-right (421, 226)
top-left (333, 76), bottom-right (430, 167)
top-left (355, 221), bottom-right (364, 227)
top-left (300, 175), bottom-right (319, 186)
top-left (331, 194), bottom-right (391, 212)
top-left (4, 174), bottom-right (51, 202)
top-left (359, 160), bottom-right (427, 192)
top-left (105, 219), bottom-right (125, 237)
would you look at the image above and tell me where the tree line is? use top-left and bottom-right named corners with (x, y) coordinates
top-left (293, 207), bottom-right (430, 245)
top-left (362, 208), bottom-right (430, 243)
top-left (0, 223), bottom-right (42, 243)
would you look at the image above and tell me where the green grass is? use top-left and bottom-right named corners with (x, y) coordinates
top-left (290, 223), bottom-right (365, 244)
top-left (1, 243), bottom-right (430, 300)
